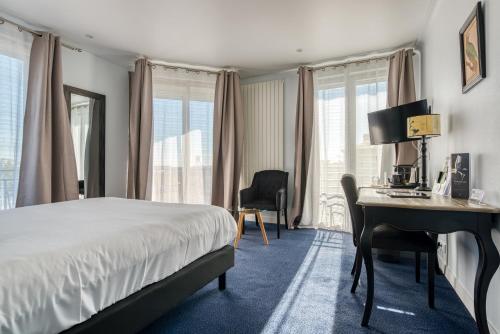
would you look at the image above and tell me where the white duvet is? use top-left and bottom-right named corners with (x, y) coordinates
top-left (0, 197), bottom-right (236, 334)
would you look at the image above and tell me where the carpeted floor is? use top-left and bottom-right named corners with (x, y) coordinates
top-left (142, 223), bottom-right (477, 334)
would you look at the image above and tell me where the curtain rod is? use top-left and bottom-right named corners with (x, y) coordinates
top-left (148, 61), bottom-right (220, 75)
top-left (0, 16), bottom-right (83, 52)
top-left (306, 48), bottom-right (417, 72)
top-left (145, 59), bottom-right (239, 75)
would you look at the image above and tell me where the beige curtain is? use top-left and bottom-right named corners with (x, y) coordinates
top-left (16, 33), bottom-right (79, 207)
top-left (211, 71), bottom-right (244, 211)
top-left (290, 66), bottom-right (314, 227)
top-left (388, 49), bottom-right (417, 166)
top-left (127, 59), bottom-right (153, 200)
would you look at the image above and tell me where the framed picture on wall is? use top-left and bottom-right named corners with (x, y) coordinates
top-left (459, 2), bottom-right (486, 93)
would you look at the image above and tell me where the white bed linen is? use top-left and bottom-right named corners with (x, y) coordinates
top-left (0, 198), bottom-right (236, 334)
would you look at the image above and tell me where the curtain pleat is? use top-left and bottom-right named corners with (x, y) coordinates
top-left (388, 49), bottom-right (418, 166)
top-left (127, 58), bottom-right (153, 200)
top-left (16, 33), bottom-right (79, 207)
top-left (211, 71), bottom-right (244, 211)
top-left (290, 66), bottom-right (314, 228)
top-left (85, 98), bottom-right (101, 198)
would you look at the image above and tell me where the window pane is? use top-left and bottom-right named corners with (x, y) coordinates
top-left (187, 100), bottom-right (213, 203)
top-left (0, 54), bottom-right (25, 210)
top-left (152, 98), bottom-right (183, 203)
top-left (355, 81), bottom-right (387, 186)
top-left (152, 69), bottom-right (216, 205)
top-left (314, 61), bottom-right (388, 231)
top-left (318, 87), bottom-right (346, 229)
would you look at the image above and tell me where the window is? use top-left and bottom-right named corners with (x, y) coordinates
top-left (315, 60), bottom-right (388, 230)
top-left (0, 25), bottom-right (32, 210)
top-left (152, 69), bottom-right (216, 204)
top-left (354, 80), bottom-right (387, 186)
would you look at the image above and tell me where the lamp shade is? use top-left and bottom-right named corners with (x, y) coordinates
top-left (407, 114), bottom-right (441, 138)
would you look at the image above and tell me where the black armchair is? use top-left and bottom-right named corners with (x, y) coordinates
top-left (240, 170), bottom-right (289, 239)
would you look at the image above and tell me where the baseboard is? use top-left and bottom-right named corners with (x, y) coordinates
top-left (444, 268), bottom-right (499, 334)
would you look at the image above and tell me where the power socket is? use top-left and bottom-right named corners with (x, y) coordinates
top-left (437, 235), bottom-right (448, 268)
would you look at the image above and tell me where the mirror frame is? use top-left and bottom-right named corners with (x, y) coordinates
top-left (63, 85), bottom-right (106, 197)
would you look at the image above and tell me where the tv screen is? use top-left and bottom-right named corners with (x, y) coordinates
top-left (368, 100), bottom-right (428, 144)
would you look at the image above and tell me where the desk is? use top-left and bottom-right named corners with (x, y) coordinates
top-left (357, 188), bottom-right (500, 334)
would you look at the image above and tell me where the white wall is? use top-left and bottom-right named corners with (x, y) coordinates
top-left (61, 48), bottom-right (129, 197)
top-left (241, 71), bottom-right (298, 216)
top-left (420, 0), bottom-right (500, 332)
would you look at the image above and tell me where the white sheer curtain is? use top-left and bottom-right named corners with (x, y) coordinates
top-left (151, 68), bottom-right (216, 204)
top-left (0, 23), bottom-right (32, 210)
top-left (302, 59), bottom-right (388, 231)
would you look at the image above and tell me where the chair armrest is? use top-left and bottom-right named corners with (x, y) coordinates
top-left (240, 187), bottom-right (255, 207)
top-left (275, 187), bottom-right (287, 210)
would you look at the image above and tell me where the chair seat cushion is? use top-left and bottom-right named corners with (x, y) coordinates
top-left (241, 200), bottom-right (276, 211)
top-left (372, 225), bottom-right (436, 252)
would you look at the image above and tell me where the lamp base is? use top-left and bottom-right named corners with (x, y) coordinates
top-left (415, 185), bottom-right (432, 192)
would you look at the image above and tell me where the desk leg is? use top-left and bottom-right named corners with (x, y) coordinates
top-left (474, 218), bottom-right (500, 334)
top-left (360, 209), bottom-right (375, 327)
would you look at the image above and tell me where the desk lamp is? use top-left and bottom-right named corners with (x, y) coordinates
top-left (407, 114), bottom-right (441, 191)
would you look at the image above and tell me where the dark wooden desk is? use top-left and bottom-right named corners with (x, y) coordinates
top-left (357, 188), bottom-right (500, 334)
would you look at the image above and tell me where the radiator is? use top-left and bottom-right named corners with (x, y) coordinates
top-left (241, 80), bottom-right (284, 187)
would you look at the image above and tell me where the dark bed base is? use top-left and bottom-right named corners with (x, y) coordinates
top-left (62, 245), bottom-right (234, 334)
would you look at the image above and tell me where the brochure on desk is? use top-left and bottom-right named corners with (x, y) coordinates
top-left (451, 153), bottom-right (470, 199)
top-left (432, 157), bottom-right (451, 196)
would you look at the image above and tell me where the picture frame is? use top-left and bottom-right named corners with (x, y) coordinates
top-left (459, 2), bottom-right (486, 93)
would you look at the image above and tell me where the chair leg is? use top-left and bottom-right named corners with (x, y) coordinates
top-left (242, 215), bottom-right (245, 234)
top-left (428, 251), bottom-right (436, 308)
top-left (351, 252), bottom-right (357, 276)
top-left (276, 211), bottom-right (281, 239)
top-left (351, 246), bottom-right (363, 293)
top-left (255, 214), bottom-right (258, 227)
top-left (415, 251), bottom-right (421, 283)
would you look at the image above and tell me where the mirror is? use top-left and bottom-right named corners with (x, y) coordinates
top-left (64, 85), bottom-right (105, 198)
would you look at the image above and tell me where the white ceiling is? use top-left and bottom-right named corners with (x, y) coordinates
top-left (0, 0), bottom-right (435, 77)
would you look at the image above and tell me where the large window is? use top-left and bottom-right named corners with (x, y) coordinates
top-left (152, 69), bottom-right (216, 204)
top-left (0, 25), bottom-right (31, 210)
top-left (315, 60), bottom-right (388, 229)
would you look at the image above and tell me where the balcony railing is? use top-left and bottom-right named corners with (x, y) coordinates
top-left (0, 178), bottom-right (16, 210)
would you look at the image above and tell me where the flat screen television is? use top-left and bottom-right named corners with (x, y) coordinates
top-left (368, 99), bottom-right (429, 144)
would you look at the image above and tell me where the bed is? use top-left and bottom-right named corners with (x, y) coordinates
top-left (0, 197), bottom-right (236, 334)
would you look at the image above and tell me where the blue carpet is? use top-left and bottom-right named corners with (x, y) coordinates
top-left (142, 224), bottom-right (477, 334)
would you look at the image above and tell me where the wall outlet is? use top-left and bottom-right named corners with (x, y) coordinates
top-left (437, 234), bottom-right (448, 269)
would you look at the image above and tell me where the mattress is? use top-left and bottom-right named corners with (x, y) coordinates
top-left (0, 198), bottom-right (237, 334)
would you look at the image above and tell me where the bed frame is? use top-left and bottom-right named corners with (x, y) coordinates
top-left (62, 245), bottom-right (234, 334)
